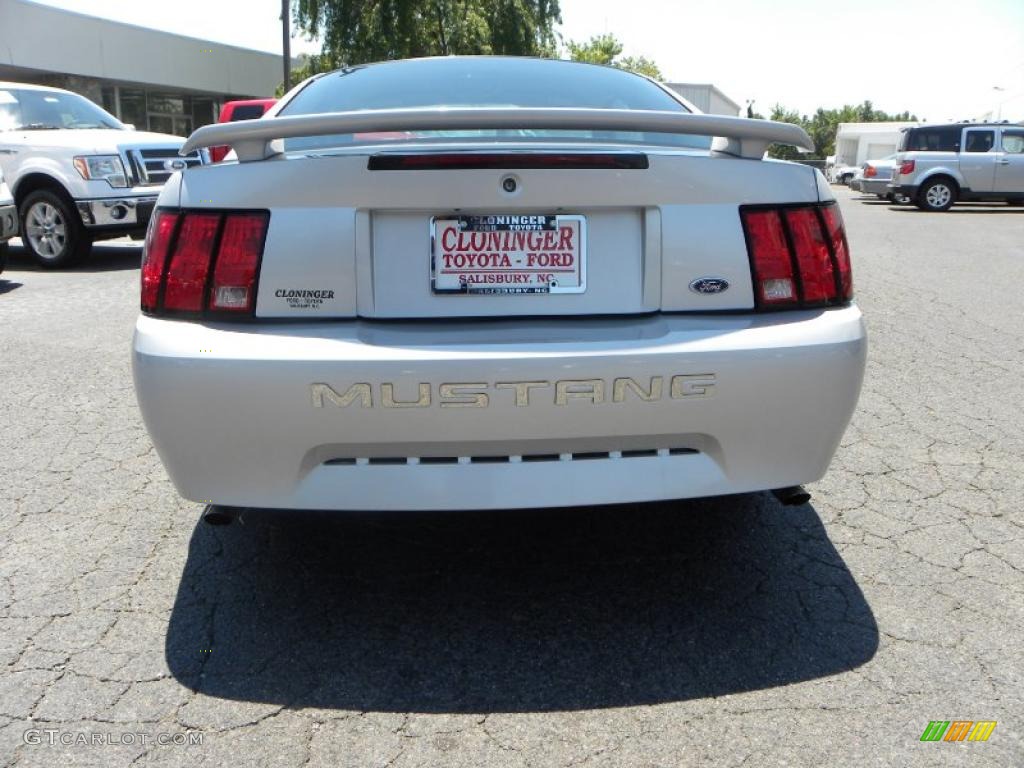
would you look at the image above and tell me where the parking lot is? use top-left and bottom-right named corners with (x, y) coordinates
top-left (0, 188), bottom-right (1021, 766)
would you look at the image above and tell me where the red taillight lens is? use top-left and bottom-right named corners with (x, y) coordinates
top-left (742, 210), bottom-right (796, 306)
top-left (140, 211), bottom-right (180, 312)
top-left (210, 213), bottom-right (268, 312)
top-left (163, 213), bottom-right (219, 311)
top-left (899, 159), bottom-right (915, 175)
top-left (140, 209), bottom-right (268, 317)
top-left (864, 165), bottom-right (877, 178)
top-left (821, 205), bottom-right (852, 300)
top-left (741, 203), bottom-right (852, 310)
top-left (784, 208), bottom-right (836, 304)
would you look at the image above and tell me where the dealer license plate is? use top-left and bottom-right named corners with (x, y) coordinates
top-left (431, 214), bottom-right (587, 295)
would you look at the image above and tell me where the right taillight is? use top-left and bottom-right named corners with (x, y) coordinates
top-left (899, 159), bottom-right (915, 175)
top-left (741, 203), bottom-right (852, 310)
top-left (140, 208), bottom-right (269, 317)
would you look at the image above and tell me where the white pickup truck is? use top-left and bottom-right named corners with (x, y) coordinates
top-left (0, 82), bottom-right (204, 267)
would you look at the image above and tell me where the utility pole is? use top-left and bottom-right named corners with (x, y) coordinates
top-left (282, 0), bottom-right (291, 93)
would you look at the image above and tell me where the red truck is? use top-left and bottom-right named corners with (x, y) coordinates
top-left (209, 99), bottom-right (277, 162)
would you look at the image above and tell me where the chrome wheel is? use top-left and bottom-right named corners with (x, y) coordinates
top-left (25, 201), bottom-right (68, 259)
top-left (925, 184), bottom-right (952, 209)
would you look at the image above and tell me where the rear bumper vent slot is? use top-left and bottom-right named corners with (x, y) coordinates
top-left (367, 152), bottom-right (649, 171)
top-left (622, 449), bottom-right (658, 458)
top-left (324, 447), bottom-right (698, 467)
top-left (572, 451), bottom-right (609, 461)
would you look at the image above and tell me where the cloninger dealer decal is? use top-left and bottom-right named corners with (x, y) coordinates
top-left (274, 289), bottom-right (335, 310)
top-left (432, 214), bottom-right (586, 295)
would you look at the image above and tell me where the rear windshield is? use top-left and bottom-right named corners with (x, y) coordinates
top-left (900, 126), bottom-right (961, 152)
top-left (278, 57), bottom-right (709, 152)
top-left (229, 104), bottom-right (268, 121)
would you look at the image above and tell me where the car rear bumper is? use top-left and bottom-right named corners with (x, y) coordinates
top-left (889, 183), bottom-right (918, 196)
top-left (0, 203), bottom-right (17, 240)
top-left (859, 178), bottom-right (892, 195)
top-left (132, 307), bottom-right (867, 511)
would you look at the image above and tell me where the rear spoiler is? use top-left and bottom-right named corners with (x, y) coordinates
top-left (180, 107), bottom-right (813, 162)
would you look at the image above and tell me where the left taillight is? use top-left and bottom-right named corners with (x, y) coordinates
top-left (740, 202), bottom-right (853, 310)
top-left (864, 165), bottom-right (877, 178)
top-left (140, 208), bottom-right (269, 317)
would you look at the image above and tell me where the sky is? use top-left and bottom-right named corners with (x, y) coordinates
top-left (27, 0), bottom-right (1024, 121)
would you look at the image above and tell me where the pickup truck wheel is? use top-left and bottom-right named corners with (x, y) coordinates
top-left (19, 190), bottom-right (91, 268)
top-left (0, 241), bottom-right (7, 275)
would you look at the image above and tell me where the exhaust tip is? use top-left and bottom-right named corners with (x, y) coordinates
top-left (202, 504), bottom-right (236, 526)
top-left (771, 485), bottom-right (811, 507)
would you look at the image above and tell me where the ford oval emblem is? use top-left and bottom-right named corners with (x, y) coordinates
top-left (689, 277), bottom-right (730, 295)
top-left (163, 159), bottom-right (187, 172)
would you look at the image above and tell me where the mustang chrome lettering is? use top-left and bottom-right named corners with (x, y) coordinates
top-left (311, 376), bottom-right (716, 409)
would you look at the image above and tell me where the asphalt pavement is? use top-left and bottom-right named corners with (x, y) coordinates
top-left (0, 189), bottom-right (1021, 766)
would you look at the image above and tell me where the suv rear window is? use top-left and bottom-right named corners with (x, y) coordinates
top-left (900, 126), bottom-right (961, 152)
top-left (964, 130), bottom-right (994, 152)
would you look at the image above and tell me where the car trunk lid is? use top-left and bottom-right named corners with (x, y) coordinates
top-left (175, 145), bottom-right (823, 318)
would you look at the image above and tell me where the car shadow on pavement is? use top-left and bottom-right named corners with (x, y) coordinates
top-left (165, 494), bottom-right (878, 713)
top-left (3, 242), bottom-right (141, 272)
top-left (0, 279), bottom-right (23, 295)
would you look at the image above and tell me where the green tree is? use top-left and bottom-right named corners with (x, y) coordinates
top-left (614, 55), bottom-right (662, 79)
top-left (566, 33), bottom-right (621, 65)
top-left (766, 102), bottom-right (918, 160)
top-left (279, 52), bottom-right (340, 95)
top-left (767, 104), bottom-right (805, 161)
top-left (291, 0), bottom-right (562, 68)
top-left (566, 33), bottom-right (663, 79)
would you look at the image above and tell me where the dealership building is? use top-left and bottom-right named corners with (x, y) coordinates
top-left (0, 0), bottom-right (283, 135)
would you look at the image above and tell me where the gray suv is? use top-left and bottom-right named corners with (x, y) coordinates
top-left (890, 123), bottom-right (1024, 211)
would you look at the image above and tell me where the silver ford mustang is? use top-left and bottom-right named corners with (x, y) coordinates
top-left (131, 56), bottom-right (866, 513)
